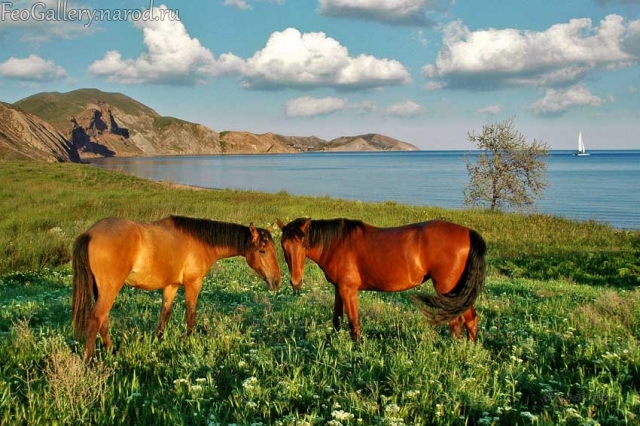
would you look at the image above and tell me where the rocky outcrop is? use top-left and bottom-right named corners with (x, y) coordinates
top-left (15, 89), bottom-right (223, 159)
top-left (277, 135), bottom-right (327, 151)
top-left (219, 131), bottom-right (298, 154)
top-left (0, 102), bottom-right (79, 162)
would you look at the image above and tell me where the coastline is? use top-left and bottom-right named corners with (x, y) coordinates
top-left (86, 151), bottom-right (640, 230)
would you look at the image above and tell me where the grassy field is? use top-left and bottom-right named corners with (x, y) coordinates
top-left (1, 160), bottom-right (639, 425)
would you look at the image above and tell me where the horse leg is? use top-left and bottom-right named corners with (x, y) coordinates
top-left (448, 315), bottom-right (465, 339)
top-left (85, 286), bottom-right (120, 362)
top-left (183, 278), bottom-right (203, 336)
top-left (98, 317), bottom-right (113, 353)
top-left (462, 306), bottom-right (478, 342)
top-left (338, 284), bottom-right (361, 341)
top-left (333, 286), bottom-right (344, 332)
top-left (447, 307), bottom-right (478, 341)
top-left (156, 284), bottom-right (180, 340)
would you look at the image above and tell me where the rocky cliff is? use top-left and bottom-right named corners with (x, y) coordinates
top-left (218, 131), bottom-right (298, 154)
top-left (15, 89), bottom-right (224, 158)
top-left (0, 102), bottom-right (79, 162)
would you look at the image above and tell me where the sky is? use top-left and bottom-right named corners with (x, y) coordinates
top-left (0, 0), bottom-right (639, 150)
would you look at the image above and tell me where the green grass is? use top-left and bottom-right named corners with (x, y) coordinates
top-left (1, 161), bottom-right (638, 283)
top-left (1, 160), bottom-right (639, 425)
top-left (14, 88), bottom-right (157, 130)
top-left (153, 116), bottom-right (192, 132)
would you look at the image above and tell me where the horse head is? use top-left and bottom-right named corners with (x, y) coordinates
top-left (277, 218), bottom-right (311, 291)
top-left (245, 223), bottom-right (282, 291)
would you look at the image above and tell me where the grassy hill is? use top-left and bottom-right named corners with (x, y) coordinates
top-left (0, 161), bottom-right (638, 425)
top-left (14, 88), bottom-right (224, 157)
top-left (14, 88), bottom-right (158, 133)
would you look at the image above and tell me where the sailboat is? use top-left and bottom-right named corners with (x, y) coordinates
top-left (574, 131), bottom-right (590, 156)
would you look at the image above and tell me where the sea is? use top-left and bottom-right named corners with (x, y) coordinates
top-left (90, 150), bottom-right (640, 230)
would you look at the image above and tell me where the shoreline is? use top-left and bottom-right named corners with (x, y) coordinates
top-left (83, 153), bottom-right (640, 231)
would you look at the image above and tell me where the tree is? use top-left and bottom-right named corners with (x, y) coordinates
top-left (464, 117), bottom-right (550, 211)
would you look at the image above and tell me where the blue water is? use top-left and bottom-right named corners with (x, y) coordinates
top-left (91, 150), bottom-right (640, 230)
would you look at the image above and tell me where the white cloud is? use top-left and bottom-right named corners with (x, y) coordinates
top-left (0, 54), bottom-right (67, 81)
top-left (284, 96), bottom-right (348, 117)
top-left (477, 104), bottom-right (501, 116)
top-left (530, 85), bottom-right (606, 116)
top-left (349, 100), bottom-right (376, 113)
top-left (318, 0), bottom-right (453, 26)
top-left (224, 0), bottom-right (284, 9)
top-left (88, 5), bottom-right (219, 84)
top-left (224, 0), bottom-right (252, 10)
top-left (0, 0), bottom-right (95, 41)
top-left (89, 17), bottom-right (410, 90)
top-left (415, 29), bottom-right (428, 46)
top-left (423, 15), bottom-right (640, 90)
top-left (623, 19), bottom-right (640, 56)
top-left (284, 96), bottom-right (376, 117)
top-left (385, 100), bottom-right (425, 117)
top-left (240, 28), bottom-right (412, 89)
top-left (423, 81), bottom-right (444, 91)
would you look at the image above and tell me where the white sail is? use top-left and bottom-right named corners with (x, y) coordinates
top-left (575, 131), bottom-right (589, 156)
top-left (578, 132), bottom-right (584, 152)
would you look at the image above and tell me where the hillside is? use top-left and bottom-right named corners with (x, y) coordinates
top-left (325, 133), bottom-right (420, 151)
top-left (11, 88), bottom-right (419, 159)
top-left (15, 88), bottom-right (223, 158)
top-left (218, 131), bottom-right (298, 154)
top-left (0, 102), bottom-right (79, 162)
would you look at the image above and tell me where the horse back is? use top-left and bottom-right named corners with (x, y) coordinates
top-left (85, 217), bottom-right (195, 289)
top-left (329, 220), bottom-right (473, 292)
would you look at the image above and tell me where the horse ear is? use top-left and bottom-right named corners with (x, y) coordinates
top-left (276, 219), bottom-right (285, 230)
top-left (301, 218), bottom-right (312, 234)
top-left (249, 222), bottom-right (260, 243)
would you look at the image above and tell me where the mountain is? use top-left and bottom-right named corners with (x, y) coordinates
top-left (0, 102), bottom-right (79, 162)
top-left (325, 134), bottom-right (419, 151)
top-left (14, 88), bottom-right (223, 158)
top-left (11, 88), bottom-right (419, 159)
top-left (218, 131), bottom-right (297, 154)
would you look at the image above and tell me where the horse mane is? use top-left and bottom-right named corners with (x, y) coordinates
top-left (170, 215), bottom-right (271, 253)
top-left (285, 218), bottom-right (365, 251)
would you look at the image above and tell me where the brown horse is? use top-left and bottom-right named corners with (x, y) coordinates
top-left (73, 215), bottom-right (281, 361)
top-left (277, 218), bottom-right (486, 341)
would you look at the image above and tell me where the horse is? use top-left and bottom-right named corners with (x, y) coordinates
top-left (72, 215), bottom-right (281, 362)
top-left (277, 218), bottom-right (486, 342)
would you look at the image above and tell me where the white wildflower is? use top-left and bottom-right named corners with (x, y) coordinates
top-left (332, 410), bottom-right (354, 421)
top-left (243, 376), bottom-right (259, 390)
top-left (385, 403), bottom-right (401, 414)
top-left (405, 390), bottom-right (420, 398)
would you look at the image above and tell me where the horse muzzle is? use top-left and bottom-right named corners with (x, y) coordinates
top-left (268, 277), bottom-right (281, 291)
top-left (290, 280), bottom-right (303, 291)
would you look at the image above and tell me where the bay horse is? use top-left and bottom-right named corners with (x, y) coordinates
top-left (72, 215), bottom-right (281, 362)
top-left (277, 218), bottom-right (486, 341)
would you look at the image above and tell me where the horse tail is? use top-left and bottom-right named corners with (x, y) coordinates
top-left (411, 229), bottom-right (486, 325)
top-left (72, 233), bottom-right (95, 339)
